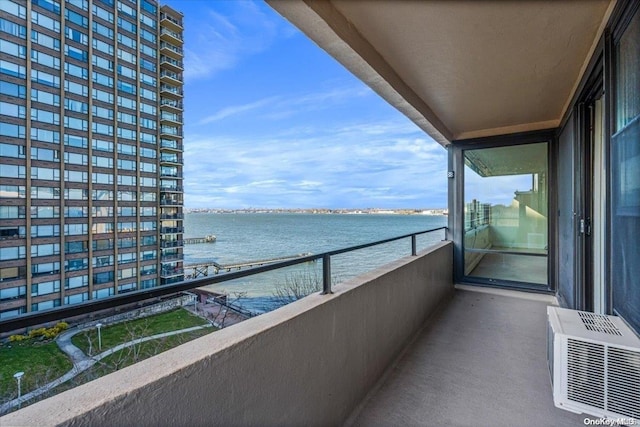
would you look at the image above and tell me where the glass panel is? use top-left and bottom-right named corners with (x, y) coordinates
top-left (616, 9), bottom-right (640, 131)
top-left (612, 8), bottom-right (640, 333)
top-left (464, 142), bottom-right (548, 285)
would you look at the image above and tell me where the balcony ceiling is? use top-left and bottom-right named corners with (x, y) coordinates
top-left (268, 0), bottom-right (615, 146)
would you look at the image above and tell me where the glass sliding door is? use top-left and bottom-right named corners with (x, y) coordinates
top-left (611, 7), bottom-right (640, 333)
top-left (463, 142), bottom-right (548, 286)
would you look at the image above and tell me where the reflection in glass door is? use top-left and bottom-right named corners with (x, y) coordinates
top-left (463, 143), bottom-right (548, 286)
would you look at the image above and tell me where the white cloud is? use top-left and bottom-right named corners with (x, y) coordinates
top-left (184, 1), bottom-right (286, 81)
top-left (195, 86), bottom-right (373, 125)
top-left (183, 117), bottom-right (448, 209)
top-left (197, 96), bottom-right (280, 124)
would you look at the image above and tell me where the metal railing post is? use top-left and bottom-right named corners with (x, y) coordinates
top-left (322, 254), bottom-right (332, 294)
top-left (411, 235), bottom-right (417, 256)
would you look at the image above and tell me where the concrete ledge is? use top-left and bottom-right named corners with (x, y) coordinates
top-left (1, 241), bottom-right (453, 427)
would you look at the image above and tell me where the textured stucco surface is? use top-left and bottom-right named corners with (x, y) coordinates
top-left (1, 241), bottom-right (453, 427)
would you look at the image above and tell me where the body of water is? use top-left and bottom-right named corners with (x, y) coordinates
top-left (183, 213), bottom-right (447, 313)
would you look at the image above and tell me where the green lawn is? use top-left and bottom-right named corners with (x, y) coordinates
top-left (50, 328), bottom-right (213, 401)
top-left (0, 341), bottom-right (73, 401)
top-left (71, 308), bottom-right (209, 355)
top-left (0, 309), bottom-right (213, 410)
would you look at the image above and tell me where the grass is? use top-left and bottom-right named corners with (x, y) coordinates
top-left (71, 308), bottom-right (209, 355)
top-left (0, 309), bottom-right (215, 411)
top-left (46, 327), bottom-right (214, 405)
top-left (0, 341), bottom-right (73, 401)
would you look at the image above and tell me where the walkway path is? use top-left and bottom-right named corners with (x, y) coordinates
top-left (0, 323), bottom-right (213, 415)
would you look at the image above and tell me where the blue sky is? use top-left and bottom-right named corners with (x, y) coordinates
top-left (163, 0), bottom-right (448, 209)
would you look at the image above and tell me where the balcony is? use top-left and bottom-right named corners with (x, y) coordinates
top-left (160, 253), bottom-right (183, 262)
top-left (0, 241), bottom-right (585, 425)
top-left (159, 213), bottom-right (184, 220)
top-left (160, 154), bottom-right (182, 164)
top-left (160, 12), bottom-right (183, 31)
top-left (160, 70), bottom-right (183, 85)
top-left (160, 28), bottom-right (182, 45)
top-left (160, 98), bottom-right (183, 112)
top-left (160, 198), bottom-right (182, 206)
top-left (160, 41), bottom-right (183, 60)
top-left (160, 227), bottom-right (184, 234)
top-left (160, 138), bottom-right (183, 151)
top-left (160, 125), bottom-right (182, 137)
top-left (160, 185), bottom-right (183, 192)
top-left (160, 267), bottom-right (184, 277)
top-left (160, 55), bottom-right (183, 72)
top-left (159, 239), bottom-right (183, 248)
top-left (160, 171), bottom-right (182, 179)
top-left (160, 83), bottom-right (183, 98)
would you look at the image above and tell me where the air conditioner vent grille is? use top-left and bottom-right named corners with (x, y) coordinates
top-left (566, 339), bottom-right (605, 409)
top-left (607, 347), bottom-right (640, 419)
top-left (578, 312), bottom-right (622, 336)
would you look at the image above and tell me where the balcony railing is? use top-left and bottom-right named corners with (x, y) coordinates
top-left (160, 185), bottom-right (183, 192)
top-left (161, 267), bottom-right (184, 277)
top-left (160, 240), bottom-right (183, 248)
top-left (160, 171), bottom-right (182, 178)
top-left (160, 98), bottom-right (183, 110)
top-left (160, 41), bottom-right (183, 56)
top-left (160, 126), bottom-right (182, 137)
top-left (0, 227), bottom-right (446, 332)
top-left (160, 84), bottom-right (183, 96)
top-left (160, 28), bottom-right (182, 42)
top-left (160, 213), bottom-right (184, 220)
top-left (160, 13), bottom-right (183, 29)
top-left (160, 112), bottom-right (182, 123)
top-left (160, 227), bottom-right (184, 234)
top-left (160, 139), bottom-right (183, 151)
top-left (160, 56), bottom-right (183, 70)
top-left (0, 231), bottom-right (454, 426)
top-left (160, 199), bottom-right (182, 207)
top-left (161, 254), bottom-right (183, 262)
top-left (160, 155), bottom-right (182, 164)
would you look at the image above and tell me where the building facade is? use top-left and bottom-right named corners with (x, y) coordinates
top-left (0, 0), bottom-right (184, 319)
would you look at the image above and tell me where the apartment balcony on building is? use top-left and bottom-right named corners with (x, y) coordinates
top-left (160, 41), bottom-right (184, 59)
top-left (159, 239), bottom-right (184, 249)
top-left (160, 56), bottom-right (184, 72)
top-left (160, 153), bottom-right (183, 165)
top-left (160, 83), bottom-right (184, 97)
top-left (160, 27), bottom-right (183, 45)
top-left (160, 98), bottom-right (184, 112)
top-left (160, 71), bottom-right (184, 86)
top-left (160, 198), bottom-right (183, 207)
top-left (160, 111), bottom-right (183, 125)
top-left (160, 10), bottom-right (184, 31)
top-left (160, 138), bottom-right (184, 151)
top-left (160, 213), bottom-right (184, 220)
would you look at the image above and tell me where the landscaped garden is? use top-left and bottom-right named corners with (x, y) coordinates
top-left (1, 308), bottom-right (215, 411)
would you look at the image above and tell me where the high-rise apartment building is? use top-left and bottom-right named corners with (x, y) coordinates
top-left (0, 0), bottom-right (184, 319)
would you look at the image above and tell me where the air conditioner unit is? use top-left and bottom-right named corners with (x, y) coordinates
top-left (547, 306), bottom-right (640, 420)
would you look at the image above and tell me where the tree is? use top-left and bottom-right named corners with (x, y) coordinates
top-left (271, 271), bottom-right (339, 309)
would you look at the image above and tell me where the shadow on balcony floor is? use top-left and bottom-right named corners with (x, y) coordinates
top-left (350, 287), bottom-right (586, 426)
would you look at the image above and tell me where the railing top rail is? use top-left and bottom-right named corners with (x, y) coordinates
top-left (0, 227), bottom-right (447, 332)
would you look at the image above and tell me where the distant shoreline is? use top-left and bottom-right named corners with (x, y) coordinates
top-left (184, 208), bottom-right (448, 216)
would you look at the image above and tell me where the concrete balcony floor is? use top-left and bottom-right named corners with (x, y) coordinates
top-left (350, 286), bottom-right (586, 427)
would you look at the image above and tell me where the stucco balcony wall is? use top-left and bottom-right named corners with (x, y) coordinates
top-left (1, 241), bottom-right (453, 427)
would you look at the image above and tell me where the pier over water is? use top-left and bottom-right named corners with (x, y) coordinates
top-left (184, 253), bottom-right (314, 279)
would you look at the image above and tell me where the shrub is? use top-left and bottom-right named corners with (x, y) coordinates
top-left (56, 321), bottom-right (69, 331)
top-left (29, 328), bottom-right (47, 338)
top-left (8, 334), bottom-right (27, 342)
